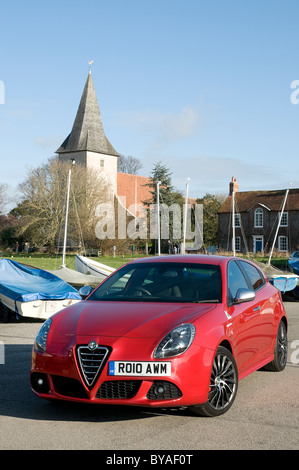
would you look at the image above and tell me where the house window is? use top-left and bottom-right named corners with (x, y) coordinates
top-left (232, 237), bottom-right (241, 252)
top-left (278, 236), bottom-right (288, 252)
top-left (254, 208), bottom-right (263, 228)
top-left (100, 159), bottom-right (105, 167)
top-left (279, 212), bottom-right (288, 227)
top-left (234, 213), bottom-right (241, 227)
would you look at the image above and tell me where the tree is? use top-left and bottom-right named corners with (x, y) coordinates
top-left (0, 214), bottom-right (22, 248)
top-left (15, 157), bottom-right (109, 253)
top-left (143, 161), bottom-right (184, 253)
top-left (196, 193), bottom-right (222, 248)
top-left (117, 155), bottom-right (143, 174)
top-left (144, 161), bottom-right (177, 206)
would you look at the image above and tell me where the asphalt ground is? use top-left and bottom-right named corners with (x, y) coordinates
top-left (0, 301), bottom-right (298, 451)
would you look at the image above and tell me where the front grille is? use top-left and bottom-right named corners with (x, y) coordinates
top-left (77, 345), bottom-right (110, 387)
top-left (96, 380), bottom-right (142, 399)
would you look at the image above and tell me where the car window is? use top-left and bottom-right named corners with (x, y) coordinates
top-left (238, 261), bottom-right (265, 291)
top-left (87, 262), bottom-right (222, 303)
top-left (227, 260), bottom-right (249, 304)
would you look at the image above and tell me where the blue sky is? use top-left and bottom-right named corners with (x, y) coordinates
top-left (1, 0), bottom-right (299, 210)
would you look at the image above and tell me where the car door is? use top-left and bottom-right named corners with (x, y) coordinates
top-left (238, 260), bottom-right (274, 360)
top-left (226, 260), bottom-right (263, 377)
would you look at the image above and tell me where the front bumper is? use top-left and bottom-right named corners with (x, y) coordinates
top-left (30, 335), bottom-right (214, 408)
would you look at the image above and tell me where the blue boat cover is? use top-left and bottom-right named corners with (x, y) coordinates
top-left (0, 258), bottom-right (81, 302)
top-left (288, 259), bottom-right (299, 275)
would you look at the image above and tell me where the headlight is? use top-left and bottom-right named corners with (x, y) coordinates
top-left (154, 323), bottom-right (196, 358)
top-left (34, 318), bottom-right (52, 353)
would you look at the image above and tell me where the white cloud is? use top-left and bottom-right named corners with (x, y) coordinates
top-left (115, 106), bottom-right (201, 143)
top-left (34, 135), bottom-right (64, 148)
top-left (166, 154), bottom-right (283, 197)
top-left (160, 106), bottom-right (200, 141)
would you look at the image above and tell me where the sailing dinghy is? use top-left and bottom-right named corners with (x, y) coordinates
top-left (0, 258), bottom-right (81, 319)
top-left (75, 254), bottom-right (115, 279)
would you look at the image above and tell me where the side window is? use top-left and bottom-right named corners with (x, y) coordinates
top-left (239, 261), bottom-right (265, 291)
top-left (227, 261), bottom-right (249, 304)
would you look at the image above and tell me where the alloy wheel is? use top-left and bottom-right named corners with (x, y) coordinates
top-left (208, 351), bottom-right (238, 411)
top-left (277, 321), bottom-right (288, 368)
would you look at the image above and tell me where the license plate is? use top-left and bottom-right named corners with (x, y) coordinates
top-left (109, 361), bottom-right (171, 377)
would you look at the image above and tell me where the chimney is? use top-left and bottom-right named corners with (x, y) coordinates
top-left (229, 177), bottom-right (239, 195)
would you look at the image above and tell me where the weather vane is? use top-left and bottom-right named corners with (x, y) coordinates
top-left (88, 60), bottom-right (94, 73)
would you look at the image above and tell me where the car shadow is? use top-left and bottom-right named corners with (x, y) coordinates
top-left (0, 343), bottom-right (188, 423)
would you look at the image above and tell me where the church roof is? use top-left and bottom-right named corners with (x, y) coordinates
top-left (56, 71), bottom-right (119, 157)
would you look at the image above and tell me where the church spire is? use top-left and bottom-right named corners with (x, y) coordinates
top-left (56, 72), bottom-right (118, 157)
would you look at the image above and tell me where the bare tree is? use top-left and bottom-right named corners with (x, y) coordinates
top-left (16, 158), bottom-right (109, 252)
top-left (117, 154), bottom-right (143, 174)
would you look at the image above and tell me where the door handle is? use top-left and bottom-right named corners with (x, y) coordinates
top-left (253, 306), bottom-right (260, 312)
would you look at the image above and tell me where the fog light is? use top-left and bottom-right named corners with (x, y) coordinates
top-left (147, 381), bottom-right (183, 400)
top-left (31, 373), bottom-right (50, 394)
top-left (156, 385), bottom-right (165, 395)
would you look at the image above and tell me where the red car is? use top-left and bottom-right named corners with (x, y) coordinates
top-left (31, 255), bottom-right (288, 417)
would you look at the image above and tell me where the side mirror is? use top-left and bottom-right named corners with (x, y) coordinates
top-left (79, 285), bottom-right (93, 299)
top-left (234, 288), bottom-right (255, 304)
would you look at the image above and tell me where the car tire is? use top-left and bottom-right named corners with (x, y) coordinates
top-left (190, 346), bottom-right (238, 417)
top-left (263, 320), bottom-right (288, 372)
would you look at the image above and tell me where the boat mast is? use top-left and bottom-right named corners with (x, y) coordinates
top-left (62, 159), bottom-right (75, 267)
top-left (267, 189), bottom-right (289, 266)
top-left (157, 181), bottom-right (161, 256)
top-left (182, 177), bottom-right (190, 255)
top-left (232, 187), bottom-right (236, 257)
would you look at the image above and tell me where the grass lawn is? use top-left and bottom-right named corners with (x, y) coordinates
top-left (0, 253), bottom-right (147, 271)
top-left (0, 252), bottom-right (290, 272)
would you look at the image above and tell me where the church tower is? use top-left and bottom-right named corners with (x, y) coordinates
top-left (56, 70), bottom-right (119, 197)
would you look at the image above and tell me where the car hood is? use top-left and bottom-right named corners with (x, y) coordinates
top-left (53, 300), bottom-right (216, 339)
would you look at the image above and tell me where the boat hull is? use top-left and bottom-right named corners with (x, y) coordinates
top-left (268, 275), bottom-right (299, 293)
top-left (0, 293), bottom-right (80, 319)
top-left (75, 255), bottom-right (114, 279)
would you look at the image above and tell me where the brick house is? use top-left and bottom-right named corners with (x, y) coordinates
top-left (218, 178), bottom-right (299, 254)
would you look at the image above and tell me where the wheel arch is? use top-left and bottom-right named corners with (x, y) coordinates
top-left (281, 315), bottom-right (288, 331)
top-left (218, 339), bottom-right (233, 355)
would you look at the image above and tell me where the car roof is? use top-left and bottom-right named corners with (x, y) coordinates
top-left (131, 254), bottom-right (231, 266)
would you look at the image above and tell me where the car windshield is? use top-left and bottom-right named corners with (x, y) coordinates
top-left (87, 262), bottom-right (222, 303)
